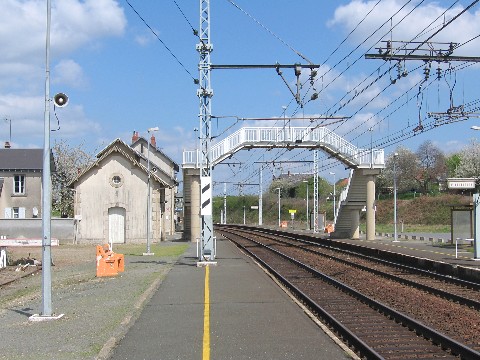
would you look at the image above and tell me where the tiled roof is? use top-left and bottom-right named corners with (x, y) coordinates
top-left (0, 149), bottom-right (44, 171)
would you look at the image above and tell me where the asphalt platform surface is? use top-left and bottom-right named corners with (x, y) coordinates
top-left (340, 232), bottom-right (480, 270)
top-left (109, 236), bottom-right (353, 360)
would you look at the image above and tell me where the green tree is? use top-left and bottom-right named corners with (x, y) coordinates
top-left (446, 153), bottom-right (461, 177)
top-left (377, 146), bottom-right (419, 195)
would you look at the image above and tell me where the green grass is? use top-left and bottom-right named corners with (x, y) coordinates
top-left (115, 243), bottom-right (189, 257)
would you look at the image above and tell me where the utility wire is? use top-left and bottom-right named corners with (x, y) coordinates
top-left (454, 33), bottom-right (480, 49)
top-left (322, 0), bottom-right (384, 66)
top-left (217, 1), bottom-right (479, 189)
top-left (311, 0), bottom-right (420, 99)
top-left (299, 1), bottom-right (460, 168)
top-left (172, 0), bottom-right (199, 36)
top-left (124, 0), bottom-right (197, 82)
top-left (225, 0), bottom-right (313, 64)
top-left (323, 1), bottom-right (460, 132)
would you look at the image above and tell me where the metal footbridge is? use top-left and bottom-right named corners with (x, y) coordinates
top-left (182, 126), bottom-right (384, 241)
top-left (183, 126), bottom-right (384, 169)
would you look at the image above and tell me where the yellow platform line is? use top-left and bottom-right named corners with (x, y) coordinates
top-left (203, 265), bottom-right (211, 360)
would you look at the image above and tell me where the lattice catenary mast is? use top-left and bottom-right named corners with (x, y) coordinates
top-left (197, 0), bottom-right (215, 261)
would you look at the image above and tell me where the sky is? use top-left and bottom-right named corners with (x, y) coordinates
top-left (2, 0), bottom-right (480, 196)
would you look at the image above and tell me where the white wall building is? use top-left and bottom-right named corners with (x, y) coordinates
top-left (70, 134), bottom-right (178, 244)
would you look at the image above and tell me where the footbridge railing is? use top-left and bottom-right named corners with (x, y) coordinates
top-left (183, 126), bottom-right (384, 169)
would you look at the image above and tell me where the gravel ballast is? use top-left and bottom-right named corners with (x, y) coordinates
top-left (0, 241), bottom-right (190, 360)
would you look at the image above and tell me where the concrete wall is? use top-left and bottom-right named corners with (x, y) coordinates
top-left (0, 172), bottom-right (42, 218)
top-left (0, 218), bottom-right (74, 243)
top-left (75, 153), bottom-right (160, 244)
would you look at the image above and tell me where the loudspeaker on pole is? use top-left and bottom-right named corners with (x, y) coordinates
top-left (53, 93), bottom-right (69, 107)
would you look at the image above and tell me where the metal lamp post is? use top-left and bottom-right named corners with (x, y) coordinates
top-left (368, 127), bottom-right (374, 168)
top-left (470, 126), bottom-right (480, 259)
top-left (29, 0), bottom-right (64, 321)
top-left (329, 172), bottom-right (336, 224)
top-left (144, 127), bottom-right (159, 256)
top-left (393, 153), bottom-right (399, 242)
top-left (303, 180), bottom-right (309, 230)
top-left (276, 187), bottom-right (281, 227)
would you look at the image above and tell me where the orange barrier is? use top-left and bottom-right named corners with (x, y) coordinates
top-left (96, 244), bottom-right (125, 277)
top-left (324, 224), bottom-right (334, 233)
top-left (280, 221), bottom-right (288, 228)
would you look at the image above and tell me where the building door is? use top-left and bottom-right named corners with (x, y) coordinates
top-left (108, 207), bottom-right (126, 244)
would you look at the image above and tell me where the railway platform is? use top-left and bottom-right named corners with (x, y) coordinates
top-left (337, 233), bottom-right (480, 271)
top-left (110, 235), bottom-right (354, 360)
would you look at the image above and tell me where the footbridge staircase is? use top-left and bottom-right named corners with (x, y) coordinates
top-left (183, 126), bottom-right (384, 240)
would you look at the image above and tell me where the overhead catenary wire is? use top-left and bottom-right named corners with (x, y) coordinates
top-left (225, 0), bottom-right (313, 64)
top-left (316, 0), bottom-right (467, 138)
top-left (214, 1), bottom-right (480, 194)
top-left (172, 0), bottom-right (199, 36)
top-left (453, 33), bottom-right (480, 50)
top-left (304, 0), bottom-right (455, 113)
top-left (322, 0), bottom-right (385, 66)
top-left (124, 0), bottom-right (197, 82)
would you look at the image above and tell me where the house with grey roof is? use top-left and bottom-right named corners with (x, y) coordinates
top-left (0, 147), bottom-right (46, 219)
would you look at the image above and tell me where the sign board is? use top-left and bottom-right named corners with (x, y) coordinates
top-left (251, 206), bottom-right (259, 210)
top-left (200, 176), bottom-right (212, 215)
top-left (447, 178), bottom-right (476, 189)
top-left (288, 209), bottom-right (297, 214)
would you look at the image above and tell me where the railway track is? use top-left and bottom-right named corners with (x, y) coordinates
top-left (216, 225), bottom-right (480, 360)
top-left (0, 265), bottom-right (40, 287)
top-left (227, 226), bottom-right (480, 310)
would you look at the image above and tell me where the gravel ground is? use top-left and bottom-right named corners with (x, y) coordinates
top-left (0, 238), bottom-right (190, 360)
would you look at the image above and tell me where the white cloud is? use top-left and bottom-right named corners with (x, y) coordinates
top-left (53, 59), bottom-right (87, 89)
top-left (134, 34), bottom-right (152, 46)
top-left (328, 1), bottom-right (480, 55)
top-left (0, 0), bottom-right (126, 147)
top-left (0, 93), bottom-right (102, 148)
top-left (56, 105), bottom-right (101, 133)
top-left (53, 0), bottom-right (127, 54)
top-left (0, 94), bottom-right (43, 120)
top-left (0, 0), bottom-right (125, 69)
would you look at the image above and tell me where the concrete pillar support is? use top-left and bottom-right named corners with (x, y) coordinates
top-left (182, 168), bottom-right (201, 242)
top-left (359, 168), bottom-right (381, 241)
top-left (190, 175), bottom-right (201, 243)
top-left (366, 174), bottom-right (375, 241)
top-left (350, 210), bottom-right (360, 239)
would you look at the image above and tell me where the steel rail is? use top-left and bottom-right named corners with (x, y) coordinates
top-left (220, 224), bottom-right (480, 291)
top-left (221, 226), bottom-right (480, 310)
top-left (222, 232), bottom-right (384, 360)
top-left (221, 229), bottom-right (480, 360)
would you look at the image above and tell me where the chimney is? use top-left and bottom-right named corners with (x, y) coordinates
top-left (4, 141), bottom-right (11, 149)
top-left (132, 131), bottom-right (139, 143)
top-left (150, 134), bottom-right (156, 148)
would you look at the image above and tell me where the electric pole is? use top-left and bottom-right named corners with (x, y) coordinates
top-left (197, 0), bottom-right (215, 262)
